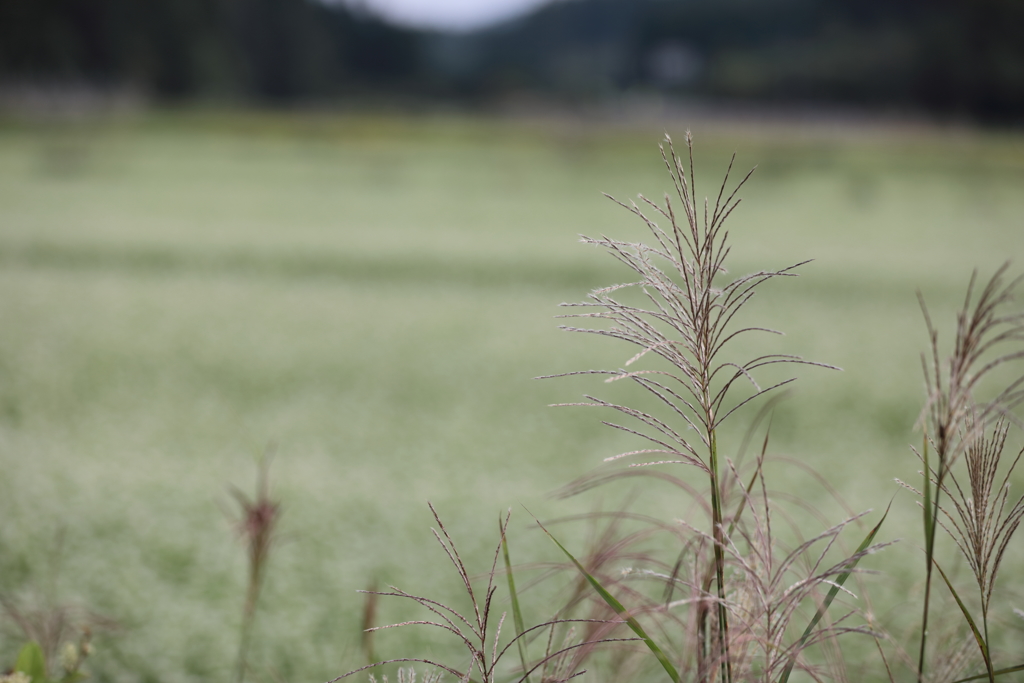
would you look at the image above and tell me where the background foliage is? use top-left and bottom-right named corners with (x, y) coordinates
top-left (2, 0), bottom-right (1023, 121)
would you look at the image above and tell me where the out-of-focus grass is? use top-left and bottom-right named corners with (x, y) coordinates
top-left (0, 110), bottom-right (1023, 682)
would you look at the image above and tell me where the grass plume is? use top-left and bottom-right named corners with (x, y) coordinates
top-left (938, 420), bottom-right (1024, 643)
top-left (914, 266), bottom-right (1024, 682)
top-left (536, 133), bottom-right (891, 683)
top-left (544, 132), bottom-right (816, 679)
top-left (230, 456), bottom-right (282, 683)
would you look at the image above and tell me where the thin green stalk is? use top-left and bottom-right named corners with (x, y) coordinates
top-left (500, 515), bottom-right (531, 683)
top-left (706, 429), bottom-right (731, 683)
top-left (236, 532), bottom-right (268, 683)
top-left (981, 592), bottom-right (991, 683)
top-left (918, 435), bottom-right (941, 683)
top-left (920, 433), bottom-right (960, 683)
top-left (236, 610), bottom-right (255, 683)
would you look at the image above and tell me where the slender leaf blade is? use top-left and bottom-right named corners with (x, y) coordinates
top-left (951, 663), bottom-right (1024, 683)
top-left (934, 559), bottom-right (994, 681)
top-left (501, 514), bottom-right (531, 683)
top-left (779, 503), bottom-right (890, 683)
top-left (536, 519), bottom-right (679, 683)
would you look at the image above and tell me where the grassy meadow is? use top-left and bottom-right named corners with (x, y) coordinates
top-left (1, 110), bottom-right (1024, 682)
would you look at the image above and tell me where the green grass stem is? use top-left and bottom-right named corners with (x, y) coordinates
top-left (919, 436), bottom-right (938, 683)
top-left (500, 514), bottom-right (531, 683)
top-left (706, 429), bottom-right (732, 683)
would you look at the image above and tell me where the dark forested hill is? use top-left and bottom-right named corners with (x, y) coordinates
top-left (2, 0), bottom-right (1022, 121)
top-left (430, 0), bottom-right (1024, 121)
top-left (0, 0), bottom-right (419, 101)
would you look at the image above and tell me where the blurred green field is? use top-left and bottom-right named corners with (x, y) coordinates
top-left (1, 110), bottom-right (1024, 682)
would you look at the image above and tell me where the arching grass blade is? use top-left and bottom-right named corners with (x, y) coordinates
top-left (951, 664), bottom-right (1024, 683)
top-left (933, 558), bottom-right (995, 682)
top-left (779, 503), bottom-right (890, 683)
top-left (536, 519), bottom-right (679, 683)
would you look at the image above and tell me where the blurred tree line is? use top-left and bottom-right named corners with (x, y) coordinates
top-left (0, 0), bottom-right (418, 100)
top-left (2, 0), bottom-right (1022, 121)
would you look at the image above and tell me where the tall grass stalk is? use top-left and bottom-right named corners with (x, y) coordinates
top-left (509, 132), bottom-right (890, 681)
top-left (913, 267), bottom-right (1024, 682)
top-left (543, 132), bottom-right (853, 681)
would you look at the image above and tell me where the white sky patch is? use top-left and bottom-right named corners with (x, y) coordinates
top-left (331, 0), bottom-right (557, 32)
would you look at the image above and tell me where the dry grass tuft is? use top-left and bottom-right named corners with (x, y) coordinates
top-left (331, 505), bottom-right (634, 683)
